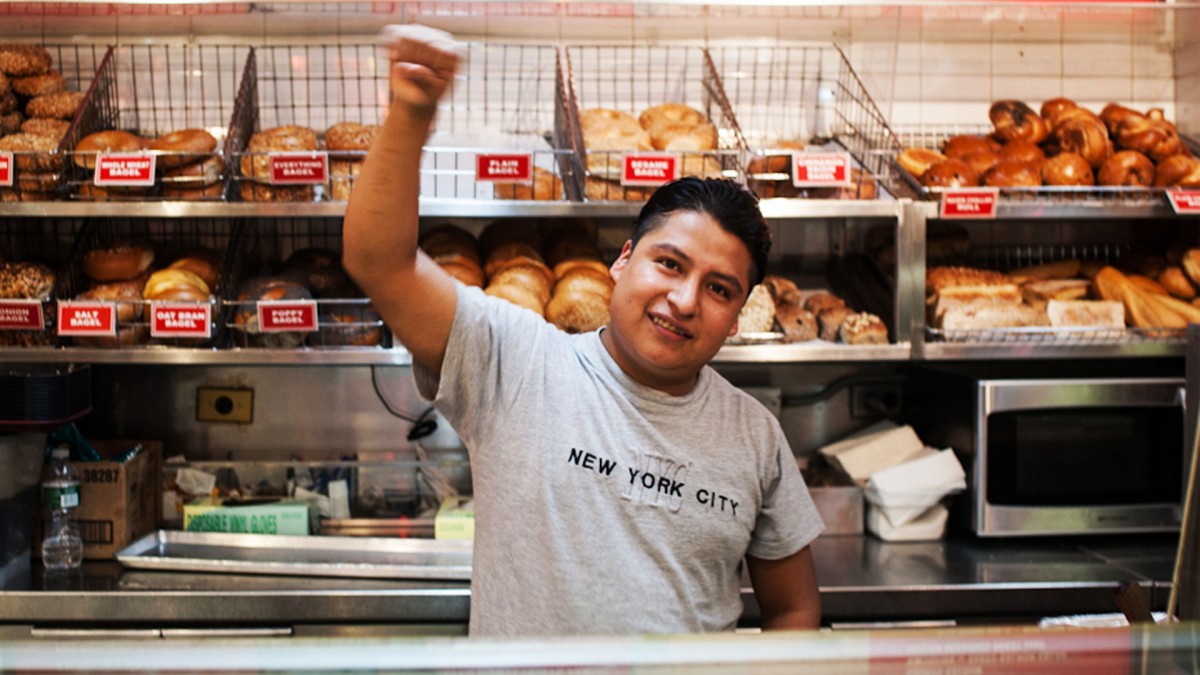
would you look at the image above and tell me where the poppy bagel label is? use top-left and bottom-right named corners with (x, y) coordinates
top-left (0, 300), bottom-right (44, 330)
top-left (622, 154), bottom-right (678, 186)
top-left (476, 154), bottom-right (532, 183)
top-left (94, 153), bottom-right (156, 186)
top-left (269, 153), bottom-right (328, 184)
top-left (258, 301), bottom-right (318, 332)
top-left (792, 152), bottom-right (851, 187)
top-left (57, 302), bottom-right (116, 336)
top-left (150, 303), bottom-right (212, 338)
top-left (0, 153), bottom-right (12, 187)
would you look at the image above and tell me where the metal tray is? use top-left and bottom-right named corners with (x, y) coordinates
top-left (116, 530), bottom-right (472, 580)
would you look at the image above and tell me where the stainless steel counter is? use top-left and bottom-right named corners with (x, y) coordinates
top-left (0, 534), bottom-right (1179, 633)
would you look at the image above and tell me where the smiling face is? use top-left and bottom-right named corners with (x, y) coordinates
top-left (601, 209), bottom-right (753, 396)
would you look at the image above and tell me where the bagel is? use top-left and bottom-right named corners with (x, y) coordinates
top-left (989, 100), bottom-right (1048, 144)
top-left (942, 135), bottom-right (997, 160)
top-left (493, 166), bottom-right (562, 201)
top-left (238, 181), bottom-right (314, 203)
top-left (74, 130), bottom-right (144, 169)
top-left (324, 122), bottom-right (380, 154)
top-left (240, 125), bottom-right (318, 181)
top-left (162, 153), bottom-right (225, 187)
top-left (149, 128), bottom-right (218, 168)
top-left (546, 289), bottom-right (609, 333)
top-left (1041, 152), bottom-right (1094, 186)
top-left (76, 279), bottom-right (143, 324)
top-left (0, 110), bottom-right (21, 136)
top-left (25, 91), bottom-right (84, 120)
top-left (485, 282), bottom-right (545, 316)
top-left (0, 132), bottom-right (61, 171)
top-left (638, 103), bottom-right (704, 136)
top-left (0, 44), bottom-right (53, 77)
top-left (167, 251), bottom-right (222, 291)
top-left (143, 267), bottom-right (210, 300)
top-left (553, 258), bottom-right (610, 281)
top-left (1097, 150), bottom-right (1155, 187)
top-left (12, 70), bottom-right (65, 97)
top-left (897, 147), bottom-right (946, 179)
top-left (84, 242), bottom-right (154, 282)
top-left (921, 158), bottom-right (979, 188)
top-left (19, 117), bottom-right (69, 140)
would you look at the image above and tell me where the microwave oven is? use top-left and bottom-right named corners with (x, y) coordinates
top-left (907, 374), bottom-right (1186, 537)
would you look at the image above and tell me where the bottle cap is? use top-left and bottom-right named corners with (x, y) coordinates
top-left (51, 446), bottom-right (70, 460)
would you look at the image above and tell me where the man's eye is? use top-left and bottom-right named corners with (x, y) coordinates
top-left (709, 284), bottom-right (731, 299)
top-left (658, 258), bottom-right (680, 271)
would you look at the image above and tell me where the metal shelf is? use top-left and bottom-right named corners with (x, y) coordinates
top-left (715, 342), bottom-right (912, 363)
top-left (0, 347), bottom-right (415, 366)
top-left (920, 341), bottom-right (1184, 360)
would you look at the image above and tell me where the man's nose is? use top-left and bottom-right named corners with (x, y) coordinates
top-left (667, 277), bottom-right (700, 316)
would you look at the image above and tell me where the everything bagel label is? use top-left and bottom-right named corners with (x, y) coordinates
top-left (1168, 190), bottom-right (1200, 214)
top-left (0, 153), bottom-right (11, 187)
top-left (622, 154), bottom-right (678, 186)
top-left (0, 300), bottom-right (44, 331)
top-left (791, 152), bottom-right (851, 187)
top-left (94, 153), bottom-right (156, 186)
top-left (940, 188), bottom-right (999, 219)
top-left (258, 300), bottom-right (318, 332)
top-left (57, 302), bottom-right (116, 336)
top-left (269, 153), bottom-right (328, 184)
top-left (476, 153), bottom-right (532, 183)
top-left (150, 303), bottom-right (212, 338)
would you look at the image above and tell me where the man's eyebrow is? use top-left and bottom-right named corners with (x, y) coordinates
top-left (648, 242), bottom-right (745, 297)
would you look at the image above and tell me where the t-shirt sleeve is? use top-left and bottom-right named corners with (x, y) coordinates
top-left (746, 430), bottom-right (825, 560)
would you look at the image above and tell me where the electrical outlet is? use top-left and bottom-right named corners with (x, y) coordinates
top-left (196, 387), bottom-right (254, 424)
top-left (850, 383), bottom-right (902, 420)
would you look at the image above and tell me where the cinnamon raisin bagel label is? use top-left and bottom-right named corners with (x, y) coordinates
top-left (940, 188), bottom-right (999, 219)
top-left (476, 153), bottom-right (532, 183)
top-left (1167, 190), bottom-right (1200, 214)
top-left (94, 153), bottom-right (156, 187)
top-left (257, 300), bottom-right (318, 332)
top-left (0, 153), bottom-right (12, 187)
top-left (269, 153), bottom-right (328, 185)
top-left (150, 303), bottom-right (212, 339)
top-left (57, 302), bottom-right (116, 336)
top-left (791, 152), bottom-right (851, 187)
top-left (0, 300), bottom-right (44, 330)
top-left (621, 154), bottom-right (679, 186)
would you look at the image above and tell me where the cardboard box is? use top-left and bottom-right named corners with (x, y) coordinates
top-left (183, 498), bottom-right (311, 536)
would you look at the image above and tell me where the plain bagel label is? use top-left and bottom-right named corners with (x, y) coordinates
top-left (621, 153), bottom-right (678, 186)
top-left (94, 153), bottom-right (156, 186)
top-left (257, 300), bottom-right (318, 332)
top-left (476, 153), bottom-right (532, 183)
top-left (0, 300), bottom-right (44, 331)
top-left (269, 153), bottom-right (328, 185)
top-left (57, 301), bottom-right (116, 337)
top-left (0, 152), bottom-right (12, 187)
top-left (792, 152), bottom-right (851, 187)
top-left (940, 188), bottom-right (999, 219)
top-left (150, 302), bottom-right (212, 338)
top-left (1167, 190), bottom-right (1200, 214)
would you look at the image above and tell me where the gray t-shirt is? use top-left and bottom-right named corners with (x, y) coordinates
top-left (415, 284), bottom-right (823, 637)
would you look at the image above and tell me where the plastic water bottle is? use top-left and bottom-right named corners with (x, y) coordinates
top-left (41, 446), bottom-right (83, 571)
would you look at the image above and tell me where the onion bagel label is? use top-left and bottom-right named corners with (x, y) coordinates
top-left (269, 153), bottom-right (328, 185)
top-left (94, 153), bottom-right (156, 186)
top-left (940, 188), bottom-right (999, 219)
top-left (57, 301), bottom-right (116, 336)
top-left (0, 300), bottom-right (44, 331)
top-left (1167, 189), bottom-right (1200, 214)
top-left (791, 152), bottom-right (851, 187)
top-left (150, 303), bottom-right (212, 339)
top-left (258, 300), bottom-right (318, 332)
top-left (621, 154), bottom-right (678, 186)
top-left (476, 153), bottom-right (532, 183)
top-left (0, 153), bottom-right (12, 187)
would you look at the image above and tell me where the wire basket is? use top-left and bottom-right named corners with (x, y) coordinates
top-left (65, 44), bottom-right (248, 202)
top-left (708, 44), bottom-right (902, 201)
top-left (57, 219), bottom-right (234, 349)
top-left (0, 44), bottom-right (110, 203)
top-left (564, 45), bottom-right (743, 202)
top-left (222, 218), bottom-right (390, 349)
top-left (0, 218), bottom-right (83, 347)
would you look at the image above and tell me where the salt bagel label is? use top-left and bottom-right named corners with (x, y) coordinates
top-left (791, 152), bottom-right (851, 187)
top-left (621, 154), bottom-right (679, 187)
top-left (1167, 189), bottom-right (1200, 214)
top-left (258, 300), bottom-right (318, 333)
top-left (57, 301), bottom-right (116, 337)
top-left (0, 300), bottom-right (44, 331)
top-left (0, 152), bottom-right (12, 187)
top-left (150, 302), bottom-right (212, 339)
top-left (476, 153), bottom-right (533, 183)
top-left (94, 153), bottom-right (156, 187)
top-left (269, 153), bottom-right (328, 185)
top-left (940, 188), bottom-right (999, 219)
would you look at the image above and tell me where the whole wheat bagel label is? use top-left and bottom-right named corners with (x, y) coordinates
top-left (622, 154), bottom-right (679, 187)
top-left (258, 300), bottom-right (318, 333)
top-left (0, 300), bottom-right (44, 331)
top-left (150, 303), bottom-right (212, 338)
top-left (792, 152), bottom-right (851, 187)
top-left (0, 153), bottom-right (12, 187)
top-left (940, 188), bottom-right (999, 219)
top-left (1167, 189), bottom-right (1200, 214)
top-left (269, 153), bottom-right (328, 185)
top-left (476, 154), bottom-right (533, 183)
top-left (94, 153), bottom-right (156, 186)
top-left (57, 301), bottom-right (116, 337)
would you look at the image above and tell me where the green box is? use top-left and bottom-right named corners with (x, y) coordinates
top-left (183, 498), bottom-right (311, 536)
top-left (434, 496), bottom-right (474, 540)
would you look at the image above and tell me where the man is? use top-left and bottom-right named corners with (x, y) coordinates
top-left (344, 25), bottom-right (823, 637)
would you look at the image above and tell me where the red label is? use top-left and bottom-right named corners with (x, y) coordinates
top-left (94, 153), bottom-right (156, 186)
top-left (792, 152), bottom-right (851, 187)
top-left (258, 301), bottom-right (318, 332)
top-left (622, 154), bottom-right (679, 186)
top-left (0, 300), bottom-right (44, 330)
top-left (475, 154), bottom-right (533, 183)
top-left (1167, 189), bottom-right (1200, 213)
top-left (940, 188), bottom-right (999, 219)
top-left (269, 153), bottom-right (328, 185)
top-left (0, 152), bottom-right (12, 187)
top-left (57, 302), bottom-right (116, 336)
top-left (149, 303), bottom-right (212, 338)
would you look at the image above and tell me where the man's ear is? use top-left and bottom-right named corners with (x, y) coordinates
top-left (727, 317), bottom-right (740, 338)
top-left (610, 240), bottom-right (634, 280)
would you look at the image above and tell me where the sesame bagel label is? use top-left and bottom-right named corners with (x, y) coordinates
top-left (476, 153), bottom-right (532, 183)
top-left (940, 188), bottom-right (999, 219)
top-left (269, 153), bottom-right (328, 185)
top-left (150, 303), bottom-right (212, 338)
top-left (0, 153), bottom-right (12, 187)
top-left (94, 153), bottom-right (156, 186)
top-left (258, 300), bottom-right (318, 332)
top-left (792, 152), bottom-right (851, 187)
top-left (621, 154), bottom-right (678, 186)
top-left (57, 302), bottom-right (116, 337)
top-left (0, 300), bottom-right (44, 331)
top-left (1167, 190), bottom-right (1200, 214)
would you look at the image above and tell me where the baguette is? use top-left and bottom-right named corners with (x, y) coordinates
top-left (1008, 259), bottom-right (1082, 284)
top-left (926, 266), bottom-right (1010, 294)
top-left (1046, 299), bottom-right (1124, 328)
top-left (1128, 274), bottom-right (1169, 296)
top-left (1158, 266), bottom-right (1196, 299)
top-left (1020, 279), bottom-right (1089, 310)
top-left (1182, 249), bottom-right (1200, 287)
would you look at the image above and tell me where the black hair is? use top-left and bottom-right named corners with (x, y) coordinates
top-left (630, 177), bottom-right (771, 289)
